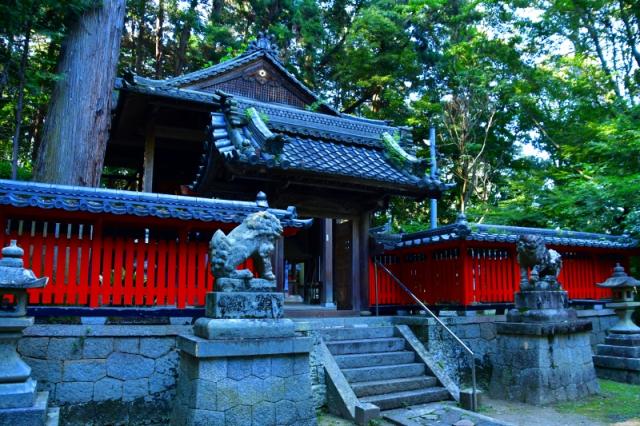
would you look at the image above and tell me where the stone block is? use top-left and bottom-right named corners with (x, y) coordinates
top-left (192, 379), bottom-right (216, 410)
top-left (252, 401), bottom-right (275, 426)
top-left (63, 359), bottom-right (106, 382)
top-left (252, 357), bottom-right (271, 379)
top-left (149, 372), bottom-right (175, 394)
top-left (275, 400), bottom-right (297, 425)
top-left (295, 398), bottom-right (315, 421)
top-left (114, 338), bottom-right (139, 354)
top-left (355, 403), bottom-right (380, 426)
top-left (0, 391), bottom-right (50, 426)
top-left (187, 408), bottom-right (224, 426)
top-left (225, 404), bottom-right (252, 426)
top-left (0, 378), bottom-right (37, 409)
top-left (194, 318), bottom-right (295, 339)
top-left (55, 381), bottom-right (93, 404)
top-left (93, 377), bottom-right (122, 401)
top-left (123, 378), bottom-right (148, 401)
top-left (243, 376), bottom-right (267, 405)
top-left (271, 356), bottom-right (294, 377)
top-left (140, 338), bottom-right (174, 358)
top-left (17, 337), bottom-right (49, 359)
top-left (216, 378), bottom-right (239, 411)
top-left (198, 358), bottom-right (227, 382)
top-left (107, 352), bottom-right (154, 380)
top-left (227, 358), bottom-right (252, 380)
top-left (47, 338), bottom-right (82, 360)
top-left (24, 357), bottom-right (62, 384)
top-left (490, 328), bottom-right (598, 405)
top-left (459, 388), bottom-right (483, 411)
top-left (284, 374), bottom-right (310, 402)
top-left (205, 291), bottom-right (284, 319)
top-left (293, 354), bottom-right (309, 375)
top-left (155, 351), bottom-right (179, 375)
top-left (263, 376), bottom-right (285, 402)
top-left (480, 323), bottom-right (496, 340)
top-left (82, 338), bottom-right (113, 358)
top-left (311, 384), bottom-right (326, 409)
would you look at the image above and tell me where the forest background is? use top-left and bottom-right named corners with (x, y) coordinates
top-left (1, 0), bottom-right (639, 237)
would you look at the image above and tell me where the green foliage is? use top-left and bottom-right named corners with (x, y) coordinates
top-left (3, 0), bottom-right (639, 238)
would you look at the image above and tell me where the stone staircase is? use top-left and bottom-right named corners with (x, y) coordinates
top-left (320, 326), bottom-right (451, 411)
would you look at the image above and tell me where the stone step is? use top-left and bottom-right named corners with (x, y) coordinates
top-left (605, 335), bottom-right (640, 347)
top-left (334, 351), bottom-right (416, 369)
top-left (352, 376), bottom-right (438, 397)
top-left (326, 338), bottom-right (406, 355)
top-left (360, 387), bottom-right (451, 411)
top-left (342, 363), bottom-right (425, 383)
top-left (597, 344), bottom-right (640, 358)
top-left (320, 326), bottom-right (396, 341)
top-left (593, 355), bottom-right (640, 371)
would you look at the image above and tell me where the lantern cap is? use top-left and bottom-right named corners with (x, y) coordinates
top-left (596, 263), bottom-right (640, 289)
top-left (0, 240), bottom-right (47, 289)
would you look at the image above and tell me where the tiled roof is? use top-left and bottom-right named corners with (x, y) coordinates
top-left (115, 38), bottom-right (452, 197)
top-left (0, 179), bottom-right (311, 228)
top-left (392, 216), bottom-right (638, 250)
top-left (253, 136), bottom-right (442, 190)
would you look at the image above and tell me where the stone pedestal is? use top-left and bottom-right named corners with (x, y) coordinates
top-left (0, 317), bottom-right (59, 426)
top-left (0, 241), bottom-right (58, 425)
top-left (594, 333), bottom-right (640, 384)
top-left (490, 290), bottom-right (599, 405)
top-left (172, 320), bottom-right (315, 426)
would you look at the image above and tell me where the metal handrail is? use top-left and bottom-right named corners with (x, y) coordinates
top-left (374, 261), bottom-right (477, 409)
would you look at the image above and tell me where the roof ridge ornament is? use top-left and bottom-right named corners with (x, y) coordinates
top-left (245, 32), bottom-right (281, 59)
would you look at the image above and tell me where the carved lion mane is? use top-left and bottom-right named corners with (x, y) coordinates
top-left (517, 234), bottom-right (562, 290)
top-left (209, 211), bottom-right (283, 282)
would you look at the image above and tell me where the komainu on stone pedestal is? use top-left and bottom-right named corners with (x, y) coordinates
top-left (172, 206), bottom-right (316, 425)
top-left (490, 234), bottom-right (599, 405)
top-left (205, 210), bottom-right (285, 320)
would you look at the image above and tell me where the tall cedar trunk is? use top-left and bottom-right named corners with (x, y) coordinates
top-left (155, 0), bottom-right (164, 79)
top-left (134, 0), bottom-right (146, 73)
top-left (175, 0), bottom-right (198, 75)
top-left (12, 21), bottom-right (32, 180)
top-left (34, 0), bottom-right (126, 186)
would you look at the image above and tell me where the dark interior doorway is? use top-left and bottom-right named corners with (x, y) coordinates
top-left (334, 219), bottom-right (353, 310)
top-left (284, 218), bottom-right (322, 304)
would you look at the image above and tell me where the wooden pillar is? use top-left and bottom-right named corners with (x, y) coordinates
top-left (142, 122), bottom-right (156, 192)
top-left (351, 216), bottom-right (361, 311)
top-left (321, 219), bottom-right (335, 308)
top-left (357, 211), bottom-right (370, 312)
top-left (275, 236), bottom-right (285, 292)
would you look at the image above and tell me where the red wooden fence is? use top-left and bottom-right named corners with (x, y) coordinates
top-left (370, 241), bottom-right (633, 307)
top-left (0, 209), bottom-right (255, 308)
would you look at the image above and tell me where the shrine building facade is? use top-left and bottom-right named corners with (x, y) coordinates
top-left (106, 35), bottom-right (450, 312)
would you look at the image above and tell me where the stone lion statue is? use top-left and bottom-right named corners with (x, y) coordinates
top-left (210, 211), bottom-right (283, 282)
top-left (516, 234), bottom-right (562, 290)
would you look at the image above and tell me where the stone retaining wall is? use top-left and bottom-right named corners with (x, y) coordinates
top-left (17, 310), bottom-right (617, 424)
top-left (19, 324), bottom-right (191, 426)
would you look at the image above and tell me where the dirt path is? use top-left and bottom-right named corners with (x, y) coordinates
top-left (482, 397), bottom-right (607, 426)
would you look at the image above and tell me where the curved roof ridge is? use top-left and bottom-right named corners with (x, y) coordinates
top-left (394, 220), bottom-right (637, 249)
top-left (0, 179), bottom-right (311, 228)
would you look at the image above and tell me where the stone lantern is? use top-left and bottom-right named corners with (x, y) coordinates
top-left (593, 263), bottom-right (640, 384)
top-left (0, 240), bottom-right (58, 425)
top-left (596, 263), bottom-right (640, 333)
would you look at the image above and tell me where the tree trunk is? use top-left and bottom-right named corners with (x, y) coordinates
top-left (134, 0), bottom-right (146, 73)
top-left (12, 21), bottom-right (32, 180)
top-left (34, 0), bottom-right (126, 186)
top-left (174, 0), bottom-right (198, 75)
top-left (155, 0), bottom-right (164, 79)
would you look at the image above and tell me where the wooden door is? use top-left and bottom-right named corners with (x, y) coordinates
top-left (334, 219), bottom-right (353, 310)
